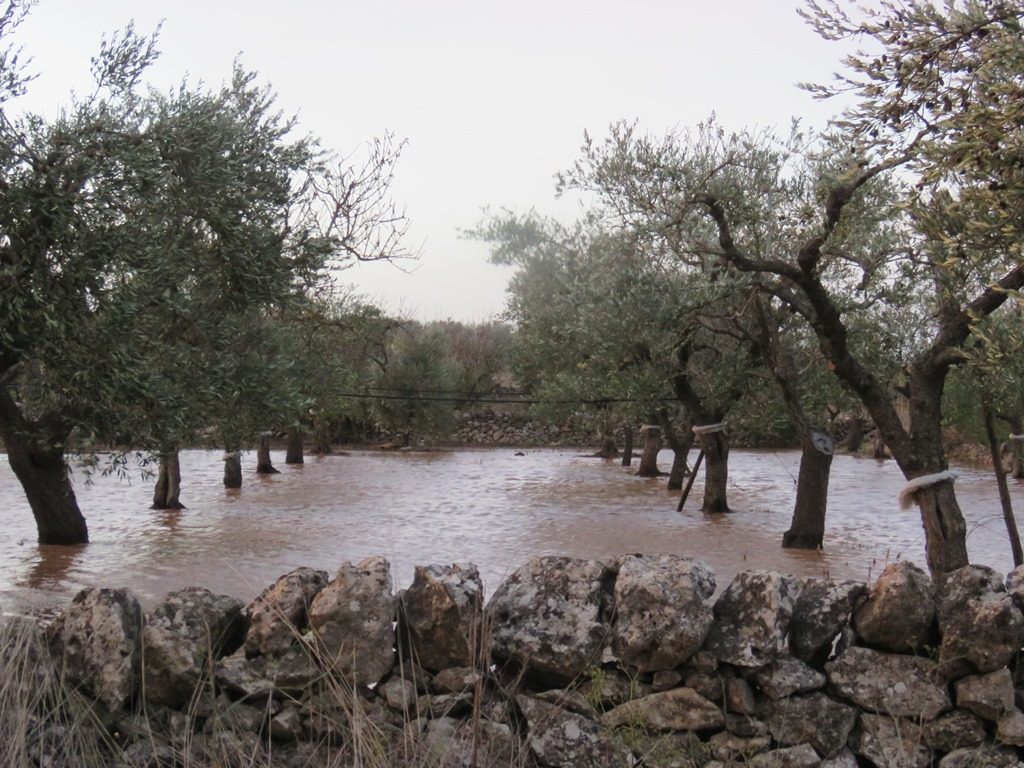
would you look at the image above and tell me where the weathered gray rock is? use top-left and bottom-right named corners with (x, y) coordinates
top-left (725, 676), bottom-right (757, 715)
top-left (704, 571), bottom-right (798, 668)
top-left (143, 587), bottom-right (245, 708)
top-left (996, 708), bottom-right (1024, 747)
top-left (923, 709), bottom-right (987, 752)
top-left (431, 666), bottom-right (481, 694)
top-left (244, 567), bottom-right (328, 657)
top-left (49, 587), bottom-right (144, 712)
top-left (601, 687), bottom-right (725, 732)
top-left (747, 744), bottom-right (821, 768)
top-left (380, 676), bottom-right (418, 713)
top-left (751, 654), bottom-right (826, 699)
top-left (853, 561), bottom-right (935, 653)
top-left (766, 692), bottom-right (858, 758)
top-left (651, 669), bottom-right (682, 692)
top-left (938, 565), bottom-right (1024, 678)
top-left (610, 553), bottom-right (715, 672)
top-left (789, 578), bottom-right (865, 665)
top-left (938, 745), bottom-right (1024, 767)
top-left (852, 713), bottom-right (930, 768)
top-left (821, 749), bottom-right (858, 768)
top-left (707, 731), bottom-right (771, 762)
top-left (308, 556), bottom-right (396, 686)
top-left (400, 563), bottom-right (483, 672)
top-left (517, 694), bottom-right (632, 767)
top-left (487, 556), bottom-right (612, 687)
top-left (954, 667), bottom-right (1015, 721)
top-left (1006, 564), bottom-right (1024, 606)
top-left (826, 646), bottom-right (950, 720)
top-left (422, 716), bottom-right (517, 768)
top-left (269, 705), bottom-right (304, 742)
top-left (215, 647), bottom-right (321, 698)
top-left (577, 667), bottom-right (649, 709)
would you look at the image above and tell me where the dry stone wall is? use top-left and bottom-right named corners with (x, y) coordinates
top-left (31, 556), bottom-right (1024, 766)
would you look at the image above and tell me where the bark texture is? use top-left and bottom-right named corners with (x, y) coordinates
top-left (151, 451), bottom-right (185, 510)
top-left (783, 435), bottom-right (833, 550)
top-left (256, 434), bottom-right (280, 475)
top-left (285, 427), bottom-right (304, 465)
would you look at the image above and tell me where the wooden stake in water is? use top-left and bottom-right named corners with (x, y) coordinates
top-left (676, 449), bottom-right (705, 513)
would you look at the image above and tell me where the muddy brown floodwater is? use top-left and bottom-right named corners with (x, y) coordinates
top-left (1, 448), bottom-right (1021, 615)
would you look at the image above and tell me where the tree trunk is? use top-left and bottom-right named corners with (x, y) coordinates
top-left (1005, 416), bottom-right (1024, 480)
top-left (313, 427), bottom-right (332, 455)
top-left (256, 434), bottom-right (280, 474)
top-left (223, 450), bottom-right (243, 489)
top-left (871, 430), bottom-right (887, 460)
top-left (909, 479), bottom-right (969, 577)
top-left (636, 425), bottom-right (662, 477)
top-left (285, 427), bottom-right (304, 464)
top-left (845, 416), bottom-right (865, 454)
top-left (984, 400), bottom-right (1023, 566)
top-left (783, 433), bottom-right (833, 549)
top-left (698, 430), bottom-right (730, 514)
top-left (621, 425), bottom-right (634, 467)
top-left (151, 450), bottom-right (185, 509)
top-left (660, 413), bottom-right (694, 492)
top-left (4, 432), bottom-right (88, 544)
top-left (592, 431), bottom-right (618, 459)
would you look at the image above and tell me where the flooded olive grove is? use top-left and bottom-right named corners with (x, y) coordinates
top-left (1, 448), bottom-right (1019, 615)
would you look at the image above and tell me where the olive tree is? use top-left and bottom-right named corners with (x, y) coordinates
top-left (0, 10), bottom-right (409, 543)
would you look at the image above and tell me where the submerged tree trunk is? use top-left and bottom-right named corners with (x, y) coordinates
top-left (660, 412), bottom-right (694, 492)
top-left (593, 430), bottom-right (618, 459)
top-left (845, 416), bottom-right (865, 454)
top-left (151, 450), bottom-right (185, 509)
top-left (256, 433), bottom-right (280, 474)
top-left (223, 450), bottom-right (243, 489)
top-left (313, 426), bottom-right (332, 455)
top-left (783, 432), bottom-right (834, 549)
top-left (698, 429), bottom-right (730, 514)
top-left (636, 425), bottom-right (662, 477)
top-left (984, 400), bottom-right (1023, 566)
top-left (1002, 415), bottom-right (1024, 480)
top-left (4, 430), bottom-right (88, 544)
top-left (285, 427), bottom-right (304, 465)
top-left (621, 425), bottom-right (634, 467)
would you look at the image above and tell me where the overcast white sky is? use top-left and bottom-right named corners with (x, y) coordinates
top-left (15, 1), bottom-right (854, 322)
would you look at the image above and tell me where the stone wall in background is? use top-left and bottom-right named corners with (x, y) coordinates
top-left (30, 556), bottom-right (1024, 767)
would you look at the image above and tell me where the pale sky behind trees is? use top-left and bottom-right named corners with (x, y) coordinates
top-left (15, 0), bottom-right (855, 321)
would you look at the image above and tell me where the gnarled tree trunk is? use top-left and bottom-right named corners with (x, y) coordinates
top-left (223, 450), bottom-right (242, 489)
top-left (697, 429), bottom-right (730, 514)
top-left (636, 425), bottom-right (662, 477)
top-left (660, 412), bottom-right (693, 492)
top-left (783, 432), bottom-right (833, 549)
top-left (3, 429), bottom-right (88, 544)
top-left (151, 450), bottom-right (185, 509)
top-left (592, 430), bottom-right (618, 459)
top-left (256, 433), bottom-right (280, 474)
top-left (285, 427), bottom-right (304, 465)
top-left (620, 425), bottom-right (634, 467)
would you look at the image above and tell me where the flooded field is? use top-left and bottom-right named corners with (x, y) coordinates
top-left (1, 447), bottom-right (1020, 615)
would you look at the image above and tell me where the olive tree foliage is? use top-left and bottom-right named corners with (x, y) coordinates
top-left (0, 6), bottom-right (410, 543)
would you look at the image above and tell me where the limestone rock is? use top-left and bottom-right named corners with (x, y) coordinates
top-left (143, 587), bottom-right (245, 708)
top-left (611, 553), bottom-right (715, 672)
top-left (244, 567), bottom-right (328, 657)
top-left (852, 713), bottom-right (930, 768)
top-left (766, 692), bottom-right (857, 758)
top-left (751, 654), bottom-right (826, 700)
top-left (923, 709), bottom-right (987, 752)
top-left (852, 561), bottom-right (935, 653)
top-left (747, 744), bottom-right (821, 768)
top-left (601, 687), bottom-right (725, 732)
top-left (937, 565), bottom-right (1024, 678)
top-left (380, 677), bottom-right (418, 713)
top-left (487, 556), bottom-right (612, 687)
top-left (308, 556), bottom-right (397, 686)
top-left (431, 666), bottom-right (482, 694)
top-left (399, 563), bottom-right (483, 672)
top-left (789, 578), bottom-right (865, 665)
top-left (954, 667), bottom-right (1014, 721)
top-left (215, 648), bottom-right (321, 699)
top-left (517, 694), bottom-right (633, 767)
top-left (826, 646), bottom-right (950, 720)
top-left (49, 587), bottom-right (144, 712)
top-left (821, 749), bottom-right (859, 768)
top-left (996, 708), bottom-right (1024, 747)
top-left (725, 676), bottom-right (757, 715)
top-left (704, 571), bottom-right (798, 668)
top-left (938, 745), bottom-right (1024, 767)
top-left (707, 731), bottom-right (771, 762)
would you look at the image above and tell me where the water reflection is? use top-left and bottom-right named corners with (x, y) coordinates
top-left (0, 448), bottom-right (1020, 614)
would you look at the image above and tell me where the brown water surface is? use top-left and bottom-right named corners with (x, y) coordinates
top-left (1, 448), bottom-right (1020, 615)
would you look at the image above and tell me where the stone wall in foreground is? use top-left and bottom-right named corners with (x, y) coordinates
top-left (33, 556), bottom-right (1024, 766)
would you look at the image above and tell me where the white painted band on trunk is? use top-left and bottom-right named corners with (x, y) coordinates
top-left (1009, 434), bottom-right (1024, 441)
top-left (898, 470), bottom-right (958, 510)
top-left (692, 422), bottom-right (727, 435)
top-left (221, 451), bottom-right (242, 461)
